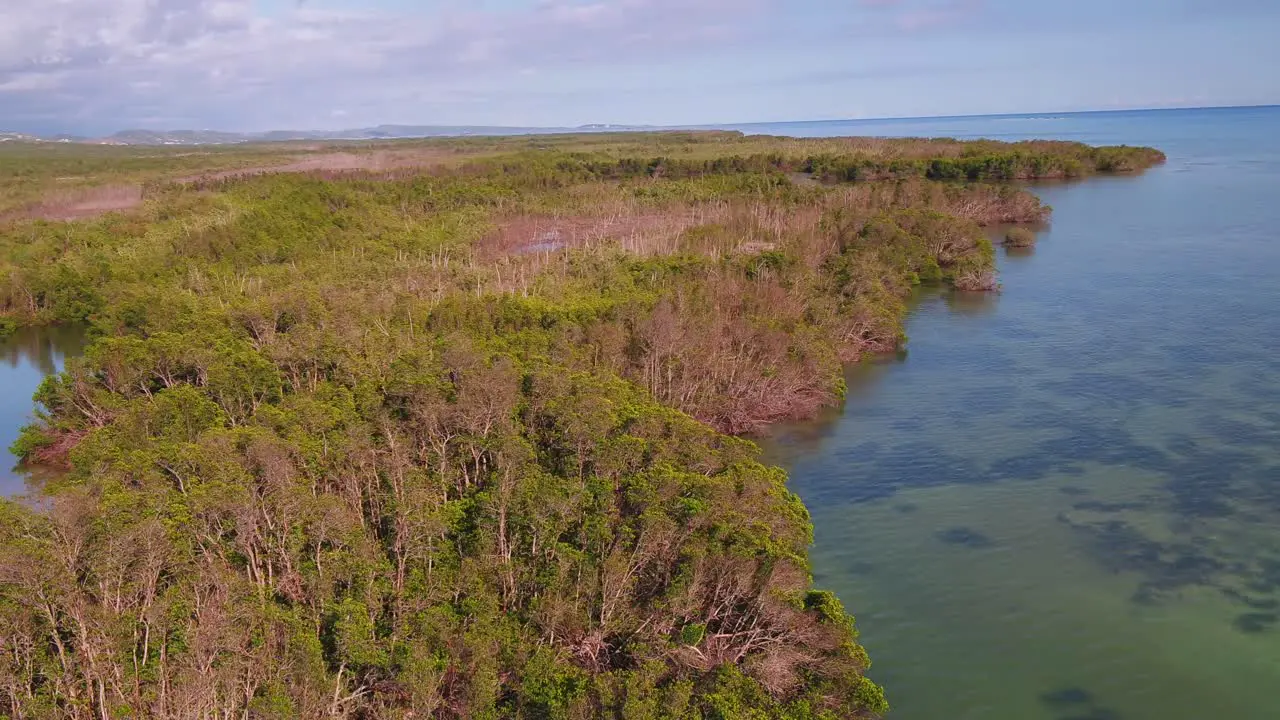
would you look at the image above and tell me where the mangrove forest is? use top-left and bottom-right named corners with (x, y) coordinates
top-left (0, 131), bottom-right (1163, 720)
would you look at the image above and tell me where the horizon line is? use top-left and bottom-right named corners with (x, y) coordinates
top-left (698, 102), bottom-right (1280, 129)
top-left (4, 102), bottom-right (1276, 140)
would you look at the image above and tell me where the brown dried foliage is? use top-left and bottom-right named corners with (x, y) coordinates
top-left (9, 185), bottom-right (143, 222)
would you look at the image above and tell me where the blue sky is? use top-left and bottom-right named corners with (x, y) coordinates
top-left (1, 0), bottom-right (1278, 134)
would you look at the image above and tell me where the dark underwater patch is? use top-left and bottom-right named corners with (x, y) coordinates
top-left (1045, 372), bottom-right (1157, 405)
top-left (1113, 445), bottom-right (1176, 474)
top-left (955, 386), bottom-right (1019, 417)
top-left (1161, 448), bottom-right (1257, 519)
top-left (1233, 612), bottom-right (1278, 634)
top-left (870, 442), bottom-right (985, 489)
top-left (1244, 559), bottom-right (1280, 595)
top-left (838, 482), bottom-right (898, 504)
top-left (890, 417), bottom-right (928, 432)
top-left (1163, 433), bottom-right (1199, 456)
top-left (1036, 423), bottom-right (1173, 473)
top-left (1232, 376), bottom-right (1280, 403)
top-left (1072, 500), bottom-right (1148, 513)
top-left (803, 438), bottom-right (988, 504)
top-left (1059, 516), bottom-right (1229, 603)
top-left (1220, 587), bottom-right (1280, 610)
top-left (1199, 414), bottom-right (1274, 447)
top-left (1040, 686), bottom-right (1093, 708)
top-left (987, 454), bottom-right (1061, 481)
top-left (1060, 709), bottom-right (1122, 720)
top-left (1130, 585), bottom-right (1162, 606)
top-left (1247, 465), bottom-right (1280, 512)
top-left (832, 441), bottom-right (885, 462)
top-left (935, 526), bottom-right (995, 549)
top-left (844, 561), bottom-right (877, 576)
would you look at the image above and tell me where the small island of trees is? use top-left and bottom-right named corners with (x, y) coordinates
top-left (1004, 227), bottom-right (1038, 247)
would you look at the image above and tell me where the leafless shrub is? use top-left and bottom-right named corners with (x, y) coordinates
top-left (16, 184), bottom-right (143, 221)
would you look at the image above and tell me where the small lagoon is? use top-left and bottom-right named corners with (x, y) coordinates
top-left (1, 326), bottom-right (85, 495)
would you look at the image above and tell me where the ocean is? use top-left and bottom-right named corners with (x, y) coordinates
top-left (757, 105), bottom-right (1280, 719)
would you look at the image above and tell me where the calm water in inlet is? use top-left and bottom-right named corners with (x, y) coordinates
top-left (754, 106), bottom-right (1280, 719)
top-left (0, 327), bottom-right (85, 495)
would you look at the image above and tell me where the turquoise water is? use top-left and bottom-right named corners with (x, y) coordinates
top-left (0, 327), bottom-right (85, 495)
top-left (757, 106), bottom-right (1280, 719)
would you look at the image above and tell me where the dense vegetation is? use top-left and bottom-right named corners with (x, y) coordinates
top-left (0, 132), bottom-right (1162, 719)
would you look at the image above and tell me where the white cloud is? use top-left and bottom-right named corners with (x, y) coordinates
top-left (0, 0), bottom-right (780, 131)
top-left (3, 0), bottom-right (1271, 132)
top-left (0, 0), bottom-right (1016, 131)
top-left (0, 72), bottom-right (64, 92)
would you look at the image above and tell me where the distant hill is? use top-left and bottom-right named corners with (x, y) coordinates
top-left (0, 132), bottom-right (44, 143)
top-left (0, 124), bottom-right (656, 146)
top-left (576, 123), bottom-right (655, 131)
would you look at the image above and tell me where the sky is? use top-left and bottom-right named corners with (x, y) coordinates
top-left (1, 0), bottom-right (1278, 135)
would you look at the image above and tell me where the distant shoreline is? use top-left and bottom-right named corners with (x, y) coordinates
top-left (3, 104), bottom-right (1275, 148)
top-left (701, 103), bottom-right (1280, 130)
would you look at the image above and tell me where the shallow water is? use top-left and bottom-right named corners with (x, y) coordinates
top-left (757, 106), bottom-right (1280, 719)
top-left (0, 326), bottom-right (85, 496)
